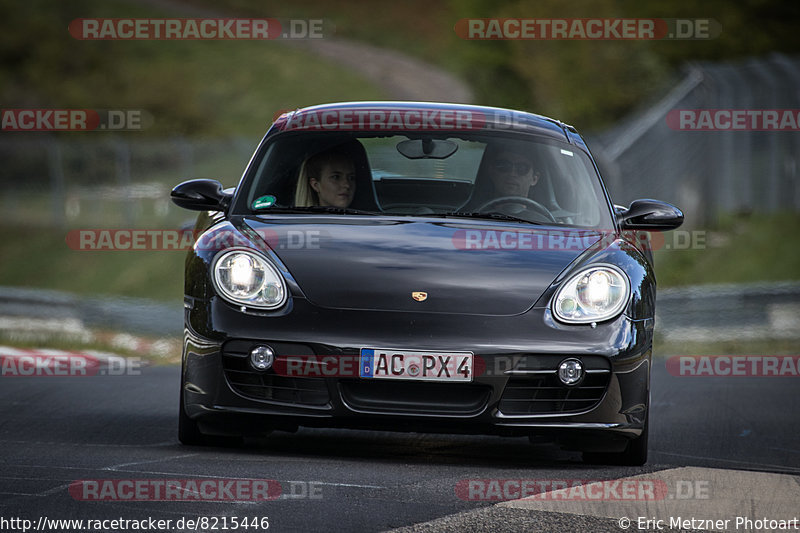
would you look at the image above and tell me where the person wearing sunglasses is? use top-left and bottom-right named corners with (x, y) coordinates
top-left (458, 143), bottom-right (546, 214)
top-left (487, 148), bottom-right (539, 198)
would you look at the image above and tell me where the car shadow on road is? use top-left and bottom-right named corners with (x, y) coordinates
top-left (179, 428), bottom-right (659, 475)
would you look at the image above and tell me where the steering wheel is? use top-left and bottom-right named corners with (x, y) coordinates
top-left (476, 196), bottom-right (557, 223)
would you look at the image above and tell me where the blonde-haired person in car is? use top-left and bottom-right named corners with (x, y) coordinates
top-left (294, 147), bottom-right (356, 208)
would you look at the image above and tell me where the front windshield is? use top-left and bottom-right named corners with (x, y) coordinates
top-left (238, 132), bottom-right (613, 228)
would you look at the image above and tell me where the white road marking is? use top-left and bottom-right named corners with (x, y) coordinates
top-left (653, 452), bottom-right (800, 474)
top-left (102, 454), bottom-right (199, 471)
top-left (285, 481), bottom-right (385, 489)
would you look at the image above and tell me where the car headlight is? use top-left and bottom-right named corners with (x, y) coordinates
top-left (212, 249), bottom-right (287, 309)
top-left (552, 265), bottom-right (629, 324)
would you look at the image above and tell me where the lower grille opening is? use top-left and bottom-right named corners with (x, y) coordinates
top-left (499, 355), bottom-right (611, 415)
top-left (340, 379), bottom-right (491, 416)
top-left (222, 342), bottom-right (329, 406)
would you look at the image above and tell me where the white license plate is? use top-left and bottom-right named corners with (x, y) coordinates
top-left (360, 348), bottom-right (474, 382)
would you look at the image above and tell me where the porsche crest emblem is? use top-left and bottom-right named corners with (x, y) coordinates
top-left (411, 291), bottom-right (428, 302)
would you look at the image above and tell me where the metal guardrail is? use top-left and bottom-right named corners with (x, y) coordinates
top-left (0, 286), bottom-right (182, 338)
top-left (1, 283), bottom-right (798, 344)
top-left (656, 281), bottom-right (800, 343)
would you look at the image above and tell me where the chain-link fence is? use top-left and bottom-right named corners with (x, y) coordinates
top-left (2, 54), bottom-right (798, 229)
top-left (0, 136), bottom-right (256, 228)
top-left (589, 53), bottom-right (800, 226)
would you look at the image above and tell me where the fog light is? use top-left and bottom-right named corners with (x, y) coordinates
top-left (250, 345), bottom-right (274, 371)
top-left (558, 358), bottom-right (584, 385)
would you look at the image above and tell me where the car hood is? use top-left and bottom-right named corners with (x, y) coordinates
top-left (242, 216), bottom-right (606, 316)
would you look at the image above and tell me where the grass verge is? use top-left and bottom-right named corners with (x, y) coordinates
top-left (653, 212), bottom-right (800, 287)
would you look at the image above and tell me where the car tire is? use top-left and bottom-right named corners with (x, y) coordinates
top-left (178, 387), bottom-right (206, 445)
top-left (178, 382), bottom-right (244, 447)
top-left (583, 414), bottom-right (649, 466)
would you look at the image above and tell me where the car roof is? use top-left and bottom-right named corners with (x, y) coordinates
top-left (267, 101), bottom-right (582, 145)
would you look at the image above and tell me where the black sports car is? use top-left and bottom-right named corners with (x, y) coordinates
top-left (171, 102), bottom-right (683, 465)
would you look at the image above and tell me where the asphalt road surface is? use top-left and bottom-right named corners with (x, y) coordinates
top-left (1, 357), bottom-right (798, 533)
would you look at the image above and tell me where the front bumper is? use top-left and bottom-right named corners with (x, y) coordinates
top-left (182, 296), bottom-right (652, 450)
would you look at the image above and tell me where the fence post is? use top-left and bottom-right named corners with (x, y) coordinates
top-left (770, 53), bottom-right (800, 211)
top-left (46, 139), bottom-right (66, 227)
top-left (711, 64), bottom-right (737, 219)
top-left (114, 139), bottom-right (134, 227)
top-left (748, 59), bottom-right (781, 213)
top-left (176, 136), bottom-right (194, 179)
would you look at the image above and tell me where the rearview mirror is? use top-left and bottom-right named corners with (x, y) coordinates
top-left (170, 179), bottom-right (232, 212)
top-left (396, 138), bottom-right (458, 159)
top-left (618, 199), bottom-right (684, 231)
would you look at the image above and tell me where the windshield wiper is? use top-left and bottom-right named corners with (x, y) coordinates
top-left (436, 211), bottom-right (543, 225)
top-left (253, 206), bottom-right (378, 216)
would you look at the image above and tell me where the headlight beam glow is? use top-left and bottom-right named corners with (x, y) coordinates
top-left (552, 265), bottom-right (629, 324)
top-left (212, 249), bottom-right (287, 310)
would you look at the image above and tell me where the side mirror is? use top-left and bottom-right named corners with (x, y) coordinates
top-left (618, 199), bottom-right (684, 231)
top-left (170, 179), bottom-right (233, 212)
